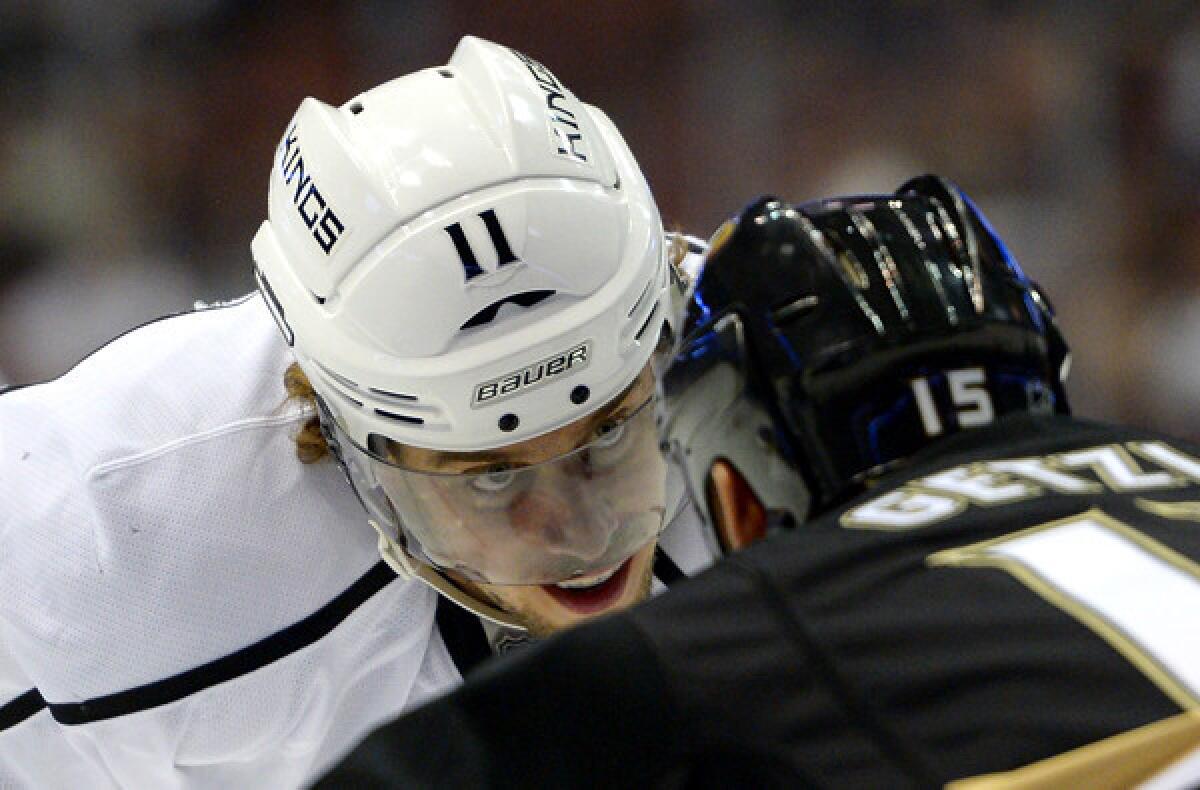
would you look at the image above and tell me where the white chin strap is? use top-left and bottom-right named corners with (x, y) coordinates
top-left (369, 519), bottom-right (530, 632)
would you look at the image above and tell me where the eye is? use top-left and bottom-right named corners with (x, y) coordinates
top-left (593, 418), bottom-right (625, 449)
top-left (471, 464), bottom-right (517, 493)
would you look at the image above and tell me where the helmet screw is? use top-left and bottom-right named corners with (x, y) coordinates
top-left (570, 385), bottom-right (590, 405)
top-left (498, 413), bottom-right (519, 432)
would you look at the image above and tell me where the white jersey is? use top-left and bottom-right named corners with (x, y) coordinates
top-left (0, 293), bottom-right (714, 789)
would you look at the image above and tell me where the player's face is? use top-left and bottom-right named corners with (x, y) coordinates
top-left (385, 366), bottom-right (664, 635)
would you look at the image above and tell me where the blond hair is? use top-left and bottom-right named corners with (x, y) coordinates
top-left (284, 362), bottom-right (329, 464)
top-left (284, 236), bottom-right (691, 463)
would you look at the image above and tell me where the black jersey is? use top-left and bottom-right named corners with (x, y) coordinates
top-left (318, 414), bottom-right (1200, 788)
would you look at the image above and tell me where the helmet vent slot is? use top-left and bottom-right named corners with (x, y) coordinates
top-left (627, 277), bottom-right (654, 318)
top-left (634, 301), bottom-right (661, 342)
top-left (460, 290), bottom-right (555, 330)
top-left (368, 387), bottom-right (418, 402)
top-left (374, 408), bottom-right (425, 425)
top-left (327, 386), bottom-right (362, 410)
top-left (771, 295), bottom-right (819, 325)
top-left (314, 360), bottom-right (358, 391)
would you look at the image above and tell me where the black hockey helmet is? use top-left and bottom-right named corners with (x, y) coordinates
top-left (660, 175), bottom-right (1070, 537)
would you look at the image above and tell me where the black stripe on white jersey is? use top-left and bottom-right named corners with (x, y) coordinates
top-left (0, 295), bottom-right (275, 729)
top-left (0, 689), bottom-right (46, 732)
top-left (46, 561), bottom-right (398, 725)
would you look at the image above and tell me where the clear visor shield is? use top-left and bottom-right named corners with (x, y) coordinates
top-left (333, 397), bottom-right (668, 585)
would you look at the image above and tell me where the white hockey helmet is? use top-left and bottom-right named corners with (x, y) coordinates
top-left (251, 37), bottom-right (672, 598)
top-left (252, 35), bottom-right (668, 451)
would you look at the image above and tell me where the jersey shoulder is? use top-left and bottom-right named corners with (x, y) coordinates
top-left (0, 295), bottom-right (392, 699)
top-left (1, 293), bottom-right (293, 466)
top-left (751, 415), bottom-right (1200, 782)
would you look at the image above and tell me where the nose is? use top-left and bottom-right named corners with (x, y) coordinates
top-left (506, 487), bottom-right (610, 562)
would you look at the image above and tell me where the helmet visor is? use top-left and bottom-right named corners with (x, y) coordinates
top-left (334, 395), bottom-right (667, 585)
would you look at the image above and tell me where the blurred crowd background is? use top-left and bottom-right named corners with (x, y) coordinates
top-left (2, 1), bottom-right (1199, 437)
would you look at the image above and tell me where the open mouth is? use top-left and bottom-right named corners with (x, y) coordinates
top-left (555, 563), bottom-right (623, 589)
top-left (541, 555), bottom-right (635, 614)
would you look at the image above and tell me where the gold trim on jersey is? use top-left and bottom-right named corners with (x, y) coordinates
top-left (928, 509), bottom-right (1200, 711)
top-left (1136, 498), bottom-right (1200, 523)
top-left (946, 710), bottom-right (1200, 790)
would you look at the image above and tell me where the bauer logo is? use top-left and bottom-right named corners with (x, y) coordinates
top-left (507, 48), bottom-right (589, 164)
top-left (473, 341), bottom-right (592, 407)
top-left (277, 124), bottom-right (346, 255)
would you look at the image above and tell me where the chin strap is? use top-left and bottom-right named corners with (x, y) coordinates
top-left (480, 620), bottom-right (535, 654)
top-left (369, 519), bottom-right (530, 633)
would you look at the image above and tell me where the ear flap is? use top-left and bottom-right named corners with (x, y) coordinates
top-left (706, 459), bottom-right (768, 552)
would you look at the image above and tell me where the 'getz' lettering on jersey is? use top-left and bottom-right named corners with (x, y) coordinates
top-left (278, 124), bottom-right (346, 254)
top-left (473, 341), bottom-right (591, 407)
top-left (508, 48), bottom-right (589, 164)
top-left (840, 441), bottom-right (1200, 531)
